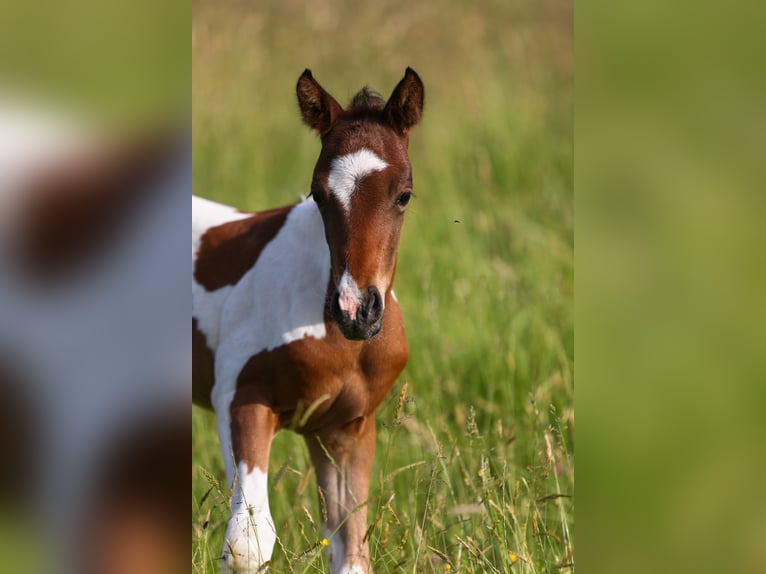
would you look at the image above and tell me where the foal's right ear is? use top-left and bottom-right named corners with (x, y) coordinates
top-left (296, 70), bottom-right (343, 136)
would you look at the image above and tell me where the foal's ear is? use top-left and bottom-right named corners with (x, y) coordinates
top-left (384, 67), bottom-right (425, 135)
top-left (296, 70), bottom-right (343, 136)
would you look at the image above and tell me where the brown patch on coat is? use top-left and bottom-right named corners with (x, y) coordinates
top-left (193, 205), bottom-right (292, 291)
top-left (192, 318), bottom-right (215, 409)
top-left (229, 402), bottom-right (279, 473)
top-left (17, 132), bottom-right (180, 282)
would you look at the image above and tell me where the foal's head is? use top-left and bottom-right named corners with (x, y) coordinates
top-left (297, 68), bottom-right (424, 341)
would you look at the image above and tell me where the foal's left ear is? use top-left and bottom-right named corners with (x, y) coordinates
top-left (384, 67), bottom-right (425, 135)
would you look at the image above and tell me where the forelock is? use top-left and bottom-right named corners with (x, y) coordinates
top-left (347, 87), bottom-right (386, 115)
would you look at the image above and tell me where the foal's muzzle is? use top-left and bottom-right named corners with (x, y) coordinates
top-left (331, 285), bottom-right (384, 340)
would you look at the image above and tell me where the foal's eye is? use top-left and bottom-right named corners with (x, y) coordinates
top-left (396, 191), bottom-right (414, 207)
top-left (310, 190), bottom-right (326, 208)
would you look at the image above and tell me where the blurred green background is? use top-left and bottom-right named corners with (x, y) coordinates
top-left (577, 2), bottom-right (766, 574)
top-left (192, 1), bottom-right (572, 572)
top-left (0, 0), bottom-right (188, 126)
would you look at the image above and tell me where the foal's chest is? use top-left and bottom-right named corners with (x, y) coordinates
top-left (235, 299), bottom-right (408, 432)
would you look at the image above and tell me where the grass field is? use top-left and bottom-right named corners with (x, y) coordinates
top-left (192, 1), bottom-right (572, 572)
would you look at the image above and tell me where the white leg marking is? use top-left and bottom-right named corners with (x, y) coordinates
top-left (327, 148), bottom-right (388, 213)
top-left (221, 463), bottom-right (276, 573)
top-left (322, 527), bottom-right (345, 570)
top-left (322, 530), bottom-right (365, 574)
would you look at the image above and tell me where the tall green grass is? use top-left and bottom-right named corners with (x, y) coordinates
top-left (193, 0), bottom-right (572, 571)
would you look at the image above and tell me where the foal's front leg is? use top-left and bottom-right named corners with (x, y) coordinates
top-left (218, 398), bottom-right (278, 573)
top-left (306, 416), bottom-right (376, 574)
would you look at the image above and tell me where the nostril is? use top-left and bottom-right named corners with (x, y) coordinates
top-left (331, 291), bottom-right (342, 318)
top-left (366, 286), bottom-right (383, 323)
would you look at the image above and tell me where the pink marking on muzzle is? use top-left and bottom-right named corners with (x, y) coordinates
top-left (338, 288), bottom-right (361, 321)
top-left (337, 269), bottom-right (363, 321)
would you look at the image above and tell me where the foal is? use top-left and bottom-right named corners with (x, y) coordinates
top-left (192, 68), bottom-right (424, 573)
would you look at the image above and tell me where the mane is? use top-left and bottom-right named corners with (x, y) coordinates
top-left (346, 87), bottom-right (386, 116)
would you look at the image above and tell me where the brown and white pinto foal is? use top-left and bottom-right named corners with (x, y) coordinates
top-left (192, 68), bottom-right (424, 573)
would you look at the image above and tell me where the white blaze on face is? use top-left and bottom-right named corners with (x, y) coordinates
top-left (327, 148), bottom-right (388, 319)
top-left (327, 148), bottom-right (388, 214)
top-left (221, 462), bottom-right (276, 572)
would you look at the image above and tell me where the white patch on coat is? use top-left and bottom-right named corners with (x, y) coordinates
top-left (327, 148), bottom-right (388, 214)
top-left (192, 195), bottom-right (251, 351)
top-left (192, 198), bottom-right (330, 481)
top-left (221, 463), bottom-right (276, 572)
